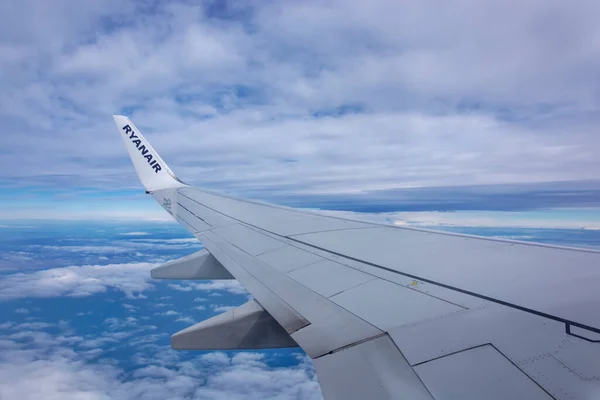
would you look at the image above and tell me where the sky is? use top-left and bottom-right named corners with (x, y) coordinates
top-left (0, 0), bottom-right (599, 223)
top-left (1, 1), bottom-right (600, 399)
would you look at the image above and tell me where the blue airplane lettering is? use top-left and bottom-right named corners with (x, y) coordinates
top-left (121, 124), bottom-right (162, 174)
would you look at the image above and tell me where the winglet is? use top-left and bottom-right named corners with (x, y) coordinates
top-left (113, 115), bottom-right (186, 192)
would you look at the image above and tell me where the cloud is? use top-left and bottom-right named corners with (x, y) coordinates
top-left (168, 284), bottom-right (194, 292)
top-left (0, 262), bottom-right (157, 301)
top-left (211, 305), bottom-right (236, 313)
top-left (132, 238), bottom-right (199, 244)
top-left (192, 280), bottom-right (247, 295)
top-left (0, 0), bottom-right (599, 215)
top-left (321, 208), bottom-right (600, 230)
top-left (14, 308), bottom-right (29, 314)
top-left (119, 232), bottom-right (149, 236)
top-left (156, 311), bottom-right (179, 317)
top-left (104, 317), bottom-right (139, 330)
top-left (163, 280), bottom-right (247, 295)
top-left (12, 322), bottom-right (53, 330)
top-left (0, 326), bottom-right (322, 400)
top-left (35, 238), bottom-right (202, 254)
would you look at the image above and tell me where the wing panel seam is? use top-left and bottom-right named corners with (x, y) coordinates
top-left (178, 190), bottom-right (600, 335)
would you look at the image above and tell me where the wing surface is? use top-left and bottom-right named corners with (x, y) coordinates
top-left (114, 115), bottom-right (600, 400)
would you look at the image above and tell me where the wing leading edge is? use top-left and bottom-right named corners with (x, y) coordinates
top-left (114, 115), bottom-right (600, 400)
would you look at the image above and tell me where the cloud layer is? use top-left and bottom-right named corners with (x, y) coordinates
top-left (0, 325), bottom-right (321, 400)
top-left (1, 0), bottom-right (599, 197)
top-left (0, 262), bottom-right (157, 300)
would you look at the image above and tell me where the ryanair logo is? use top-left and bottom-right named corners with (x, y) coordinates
top-left (122, 124), bottom-right (162, 173)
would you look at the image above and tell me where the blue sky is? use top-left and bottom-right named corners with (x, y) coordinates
top-left (1, 0), bottom-right (600, 398)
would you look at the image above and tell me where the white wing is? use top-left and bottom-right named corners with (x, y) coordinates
top-left (114, 115), bottom-right (600, 400)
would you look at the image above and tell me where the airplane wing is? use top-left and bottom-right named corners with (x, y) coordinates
top-left (114, 115), bottom-right (600, 400)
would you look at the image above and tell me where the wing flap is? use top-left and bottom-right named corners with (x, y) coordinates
top-left (150, 249), bottom-right (233, 280)
top-left (414, 344), bottom-right (552, 400)
top-left (171, 299), bottom-right (298, 350)
top-left (201, 229), bottom-right (383, 358)
top-left (199, 233), bottom-right (310, 333)
top-left (314, 334), bottom-right (434, 400)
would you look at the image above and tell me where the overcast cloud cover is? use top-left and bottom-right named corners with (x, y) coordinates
top-left (1, 0), bottom-right (600, 219)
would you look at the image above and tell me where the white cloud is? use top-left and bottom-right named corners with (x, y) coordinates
top-left (192, 280), bottom-right (247, 295)
top-left (321, 208), bottom-right (600, 230)
top-left (211, 305), bottom-right (236, 313)
top-left (168, 284), bottom-right (193, 292)
top-left (133, 238), bottom-right (199, 244)
top-left (0, 262), bottom-right (157, 301)
top-left (36, 238), bottom-right (201, 253)
top-left (193, 305), bottom-right (206, 311)
top-left (104, 317), bottom-right (138, 330)
top-left (119, 232), bottom-right (149, 236)
top-left (12, 322), bottom-right (53, 330)
top-left (14, 308), bottom-right (29, 314)
top-left (156, 311), bottom-right (179, 317)
top-left (0, 327), bottom-right (321, 400)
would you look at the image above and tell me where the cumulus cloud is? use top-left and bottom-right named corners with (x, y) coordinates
top-left (211, 305), bottom-right (236, 313)
top-left (0, 328), bottom-right (321, 400)
top-left (12, 322), bottom-right (53, 330)
top-left (158, 311), bottom-right (179, 317)
top-left (0, 262), bottom-right (157, 300)
top-left (191, 280), bottom-right (247, 295)
top-left (36, 238), bottom-right (202, 254)
top-left (168, 284), bottom-right (194, 292)
top-left (162, 280), bottom-right (247, 296)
